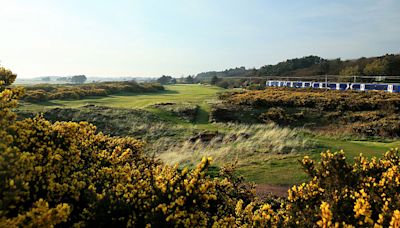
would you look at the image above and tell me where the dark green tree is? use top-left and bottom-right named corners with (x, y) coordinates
top-left (185, 75), bottom-right (195, 84)
top-left (0, 67), bottom-right (17, 89)
top-left (156, 75), bottom-right (174, 85)
top-left (210, 76), bottom-right (219, 85)
top-left (70, 75), bottom-right (87, 84)
top-left (41, 76), bottom-right (51, 82)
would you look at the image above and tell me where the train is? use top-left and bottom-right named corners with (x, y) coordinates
top-left (266, 80), bottom-right (400, 93)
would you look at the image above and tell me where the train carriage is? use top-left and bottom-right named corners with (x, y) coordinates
top-left (266, 80), bottom-right (400, 93)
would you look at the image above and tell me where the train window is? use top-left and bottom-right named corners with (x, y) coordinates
top-left (339, 83), bottom-right (349, 90)
top-left (352, 84), bottom-right (361, 90)
top-left (365, 84), bottom-right (375, 90)
top-left (328, 83), bottom-right (336, 89)
top-left (374, 84), bottom-right (388, 91)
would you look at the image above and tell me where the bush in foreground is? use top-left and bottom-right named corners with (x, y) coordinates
top-left (1, 85), bottom-right (255, 227)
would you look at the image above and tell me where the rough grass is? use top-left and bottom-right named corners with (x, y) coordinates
top-left (155, 122), bottom-right (314, 185)
top-left (158, 123), bottom-right (309, 165)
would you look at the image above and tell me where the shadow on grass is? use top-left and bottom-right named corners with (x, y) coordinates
top-left (195, 107), bottom-right (209, 124)
top-left (114, 90), bottom-right (180, 97)
top-left (28, 100), bottom-right (64, 106)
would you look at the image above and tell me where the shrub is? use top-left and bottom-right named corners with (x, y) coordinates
top-left (259, 107), bottom-right (294, 125)
top-left (282, 150), bottom-right (400, 227)
top-left (23, 81), bottom-right (164, 102)
top-left (212, 88), bottom-right (400, 137)
top-left (1, 85), bottom-right (255, 227)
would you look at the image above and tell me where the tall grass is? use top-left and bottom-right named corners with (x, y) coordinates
top-left (156, 123), bottom-right (309, 166)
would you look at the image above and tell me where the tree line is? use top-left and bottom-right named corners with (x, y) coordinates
top-left (194, 54), bottom-right (400, 80)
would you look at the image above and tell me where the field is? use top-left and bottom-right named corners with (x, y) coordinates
top-left (19, 84), bottom-right (400, 186)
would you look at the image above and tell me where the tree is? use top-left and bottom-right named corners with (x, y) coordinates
top-left (185, 75), bottom-right (195, 84)
top-left (41, 76), bottom-right (51, 82)
top-left (210, 76), bottom-right (220, 85)
top-left (70, 75), bottom-right (87, 84)
top-left (57, 77), bottom-right (69, 82)
top-left (339, 66), bottom-right (360, 82)
top-left (0, 67), bottom-right (17, 89)
top-left (156, 75), bottom-right (174, 85)
top-left (384, 54), bottom-right (400, 75)
top-left (363, 59), bottom-right (387, 76)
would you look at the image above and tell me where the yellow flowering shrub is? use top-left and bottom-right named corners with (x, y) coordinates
top-left (284, 150), bottom-right (400, 227)
top-left (1, 78), bottom-right (256, 226)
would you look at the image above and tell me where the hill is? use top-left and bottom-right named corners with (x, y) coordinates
top-left (195, 54), bottom-right (400, 80)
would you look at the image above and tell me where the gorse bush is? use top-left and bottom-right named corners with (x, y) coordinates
top-left (1, 78), bottom-right (257, 226)
top-left (22, 81), bottom-right (164, 102)
top-left (213, 87), bottom-right (400, 137)
top-left (283, 149), bottom-right (400, 227)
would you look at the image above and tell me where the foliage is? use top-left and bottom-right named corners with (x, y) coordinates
top-left (282, 150), bottom-right (400, 227)
top-left (157, 75), bottom-right (176, 85)
top-left (212, 87), bottom-right (400, 137)
top-left (196, 54), bottom-right (400, 83)
top-left (41, 76), bottom-right (51, 82)
top-left (0, 67), bottom-right (17, 89)
top-left (70, 75), bottom-right (87, 84)
top-left (185, 75), bottom-right (195, 84)
top-left (259, 55), bottom-right (326, 76)
top-left (23, 81), bottom-right (164, 102)
top-left (19, 105), bottom-right (179, 141)
top-left (210, 75), bottom-right (220, 85)
top-left (1, 85), bottom-right (256, 227)
top-left (259, 107), bottom-right (295, 125)
top-left (215, 78), bottom-right (247, 89)
top-left (339, 65), bottom-right (360, 82)
top-left (195, 67), bottom-right (251, 80)
top-left (364, 59), bottom-right (388, 76)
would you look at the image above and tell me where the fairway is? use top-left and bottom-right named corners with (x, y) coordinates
top-left (22, 84), bottom-right (223, 111)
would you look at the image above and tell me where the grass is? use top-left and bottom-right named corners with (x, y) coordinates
top-left (313, 137), bottom-right (400, 161)
top-left (22, 84), bottom-right (220, 109)
top-left (19, 84), bottom-right (400, 185)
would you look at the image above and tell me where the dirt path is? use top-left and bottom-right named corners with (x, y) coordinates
top-left (255, 184), bottom-right (290, 198)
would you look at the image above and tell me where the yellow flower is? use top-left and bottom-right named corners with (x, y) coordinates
top-left (317, 201), bottom-right (332, 228)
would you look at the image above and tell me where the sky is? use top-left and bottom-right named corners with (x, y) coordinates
top-left (0, 0), bottom-right (399, 78)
